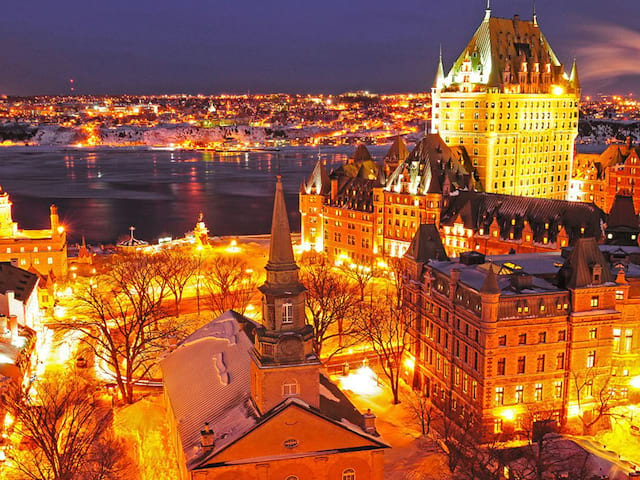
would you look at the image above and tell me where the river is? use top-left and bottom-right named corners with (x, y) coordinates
top-left (0, 146), bottom-right (389, 244)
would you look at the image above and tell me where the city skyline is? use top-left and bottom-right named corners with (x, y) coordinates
top-left (1, 0), bottom-right (639, 96)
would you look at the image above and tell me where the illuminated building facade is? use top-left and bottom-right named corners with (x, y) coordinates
top-left (570, 139), bottom-right (640, 213)
top-left (404, 233), bottom-right (640, 437)
top-left (300, 135), bottom-right (476, 263)
top-left (438, 191), bottom-right (605, 257)
top-left (0, 188), bottom-right (67, 278)
top-left (301, 138), bottom-right (607, 263)
top-left (431, 5), bottom-right (580, 199)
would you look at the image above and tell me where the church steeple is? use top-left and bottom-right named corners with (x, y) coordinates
top-left (570, 58), bottom-right (580, 90)
top-left (251, 175), bottom-right (319, 414)
top-left (265, 175), bottom-right (299, 285)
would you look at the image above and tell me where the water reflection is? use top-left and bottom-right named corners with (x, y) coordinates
top-left (0, 146), bottom-right (383, 243)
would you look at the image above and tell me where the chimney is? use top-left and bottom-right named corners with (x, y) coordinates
top-left (200, 422), bottom-right (215, 449)
top-left (627, 136), bottom-right (633, 150)
top-left (363, 409), bottom-right (378, 436)
top-left (330, 178), bottom-right (338, 203)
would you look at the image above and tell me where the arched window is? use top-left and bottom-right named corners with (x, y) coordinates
top-left (282, 379), bottom-right (299, 397)
top-left (343, 469), bottom-right (356, 480)
top-left (285, 476), bottom-right (299, 480)
top-left (282, 301), bottom-right (293, 324)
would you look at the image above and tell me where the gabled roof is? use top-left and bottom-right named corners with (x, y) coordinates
top-left (441, 191), bottom-right (605, 245)
top-left (162, 311), bottom-right (387, 472)
top-left (405, 224), bottom-right (449, 264)
top-left (160, 311), bottom-right (259, 471)
top-left (330, 144), bottom-right (381, 181)
top-left (0, 262), bottom-right (39, 302)
top-left (607, 195), bottom-right (639, 230)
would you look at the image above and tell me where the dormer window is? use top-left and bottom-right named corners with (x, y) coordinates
top-left (282, 301), bottom-right (293, 324)
top-left (592, 264), bottom-right (602, 284)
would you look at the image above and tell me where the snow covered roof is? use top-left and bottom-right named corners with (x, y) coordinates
top-left (162, 310), bottom-right (388, 471)
top-left (160, 311), bottom-right (259, 470)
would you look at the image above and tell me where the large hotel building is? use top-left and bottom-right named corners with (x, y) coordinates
top-left (300, 6), bottom-right (589, 263)
top-left (431, 4), bottom-right (580, 199)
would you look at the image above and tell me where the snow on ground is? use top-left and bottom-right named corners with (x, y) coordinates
top-left (113, 395), bottom-right (181, 480)
top-left (331, 370), bottom-right (449, 480)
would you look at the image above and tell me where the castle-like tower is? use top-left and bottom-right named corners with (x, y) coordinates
top-left (431, 3), bottom-right (580, 200)
top-left (251, 176), bottom-right (319, 413)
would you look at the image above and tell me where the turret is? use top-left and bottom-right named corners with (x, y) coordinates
top-left (569, 58), bottom-right (580, 91)
top-left (50, 205), bottom-right (60, 236)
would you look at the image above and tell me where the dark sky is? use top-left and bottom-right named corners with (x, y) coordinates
top-left (0, 0), bottom-right (638, 96)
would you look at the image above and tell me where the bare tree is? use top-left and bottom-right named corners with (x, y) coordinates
top-left (384, 256), bottom-right (407, 308)
top-left (300, 255), bottom-right (362, 359)
top-left (338, 262), bottom-right (378, 301)
top-left (70, 252), bottom-right (173, 404)
top-left (571, 367), bottom-right (616, 435)
top-left (2, 372), bottom-right (132, 480)
top-left (407, 389), bottom-right (435, 436)
top-left (353, 290), bottom-right (411, 404)
top-left (201, 255), bottom-right (259, 317)
top-left (157, 249), bottom-right (199, 317)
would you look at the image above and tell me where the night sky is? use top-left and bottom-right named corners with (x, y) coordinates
top-left (0, 0), bottom-right (638, 96)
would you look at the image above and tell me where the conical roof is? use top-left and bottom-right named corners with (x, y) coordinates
top-left (559, 237), bottom-right (613, 289)
top-left (352, 144), bottom-right (373, 164)
top-left (432, 48), bottom-right (445, 89)
top-left (384, 136), bottom-right (409, 165)
top-left (266, 176), bottom-right (297, 273)
top-left (570, 58), bottom-right (580, 89)
top-left (303, 160), bottom-right (331, 195)
top-left (405, 224), bottom-right (448, 263)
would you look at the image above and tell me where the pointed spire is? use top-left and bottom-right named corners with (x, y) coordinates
top-left (570, 58), bottom-right (580, 89)
top-left (432, 45), bottom-right (445, 90)
top-left (532, 0), bottom-right (538, 26)
top-left (484, 0), bottom-right (491, 21)
top-left (266, 175), bottom-right (297, 273)
top-left (480, 263), bottom-right (501, 294)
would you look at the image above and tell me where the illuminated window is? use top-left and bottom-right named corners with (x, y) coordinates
top-left (555, 381), bottom-right (563, 399)
top-left (515, 385), bottom-right (524, 403)
top-left (33, 247), bottom-right (38, 252)
top-left (590, 296), bottom-right (599, 308)
top-left (5, 248), bottom-right (9, 254)
top-left (616, 290), bottom-right (624, 301)
top-left (586, 351), bottom-right (596, 368)
top-left (625, 329), bottom-right (633, 352)
top-left (48, 257), bottom-right (53, 265)
top-left (342, 469), bottom-right (356, 480)
top-left (494, 418), bottom-right (503, 433)
top-left (282, 379), bottom-right (299, 397)
top-left (589, 328), bottom-right (597, 340)
top-left (495, 387), bottom-right (504, 405)
top-left (282, 301), bottom-right (293, 324)
top-left (535, 383), bottom-right (543, 402)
